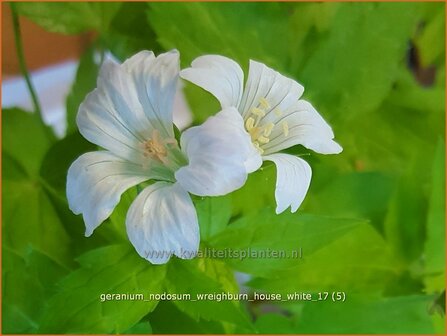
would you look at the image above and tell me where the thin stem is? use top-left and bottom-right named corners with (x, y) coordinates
top-left (10, 4), bottom-right (55, 139)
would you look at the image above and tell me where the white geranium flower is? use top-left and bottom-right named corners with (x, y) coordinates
top-left (67, 50), bottom-right (253, 264)
top-left (181, 55), bottom-right (342, 214)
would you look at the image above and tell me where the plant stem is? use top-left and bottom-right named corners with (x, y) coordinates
top-left (10, 4), bottom-right (55, 139)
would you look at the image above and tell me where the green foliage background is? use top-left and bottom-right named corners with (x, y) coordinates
top-left (2, 2), bottom-right (445, 334)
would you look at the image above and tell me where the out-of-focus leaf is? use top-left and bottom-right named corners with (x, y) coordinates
top-left (2, 248), bottom-right (69, 334)
top-left (3, 179), bottom-right (72, 267)
top-left (164, 259), bottom-right (253, 330)
top-left (15, 2), bottom-right (121, 34)
top-left (40, 132), bottom-right (95, 192)
top-left (39, 245), bottom-right (165, 333)
top-left (2, 108), bottom-right (52, 177)
top-left (249, 221), bottom-right (400, 294)
top-left (104, 3), bottom-right (161, 61)
top-left (210, 210), bottom-right (367, 277)
top-left (3, 109), bottom-right (72, 266)
top-left (123, 321), bottom-right (152, 334)
top-left (305, 171), bottom-right (395, 231)
top-left (230, 166), bottom-right (276, 216)
top-left (415, 8), bottom-right (445, 67)
top-left (65, 49), bottom-right (99, 135)
top-left (195, 195), bottom-right (232, 241)
top-left (149, 301), bottom-right (226, 334)
top-left (424, 140), bottom-right (445, 294)
top-left (384, 152), bottom-right (429, 264)
top-left (254, 314), bottom-right (295, 334)
top-left (300, 2), bottom-right (421, 120)
top-left (294, 295), bottom-right (435, 334)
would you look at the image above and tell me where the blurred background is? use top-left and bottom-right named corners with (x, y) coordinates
top-left (2, 2), bottom-right (446, 335)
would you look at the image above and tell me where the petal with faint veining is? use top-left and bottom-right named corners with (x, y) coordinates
top-left (181, 55), bottom-right (244, 109)
top-left (125, 182), bottom-right (199, 264)
top-left (66, 151), bottom-right (170, 236)
top-left (175, 107), bottom-right (261, 196)
top-left (263, 153), bottom-right (312, 214)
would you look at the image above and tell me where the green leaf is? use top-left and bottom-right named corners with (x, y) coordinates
top-left (415, 7), bottom-right (445, 67)
top-left (2, 108), bottom-right (52, 177)
top-left (40, 132), bottom-right (95, 192)
top-left (254, 314), bottom-right (295, 334)
top-left (149, 301), bottom-right (226, 334)
top-left (65, 48), bottom-right (99, 135)
top-left (424, 140), bottom-right (445, 290)
top-left (249, 221), bottom-right (400, 294)
top-left (39, 245), bottom-right (166, 333)
top-left (305, 171), bottom-right (395, 230)
top-left (195, 195), bottom-right (232, 241)
top-left (295, 295), bottom-right (435, 334)
top-left (3, 179), bottom-right (72, 267)
top-left (2, 248), bottom-right (69, 334)
top-left (384, 153), bottom-right (429, 264)
top-left (15, 2), bottom-right (121, 34)
top-left (300, 2), bottom-right (421, 119)
top-left (104, 3), bottom-right (161, 61)
top-left (164, 258), bottom-right (252, 329)
top-left (209, 210), bottom-right (368, 277)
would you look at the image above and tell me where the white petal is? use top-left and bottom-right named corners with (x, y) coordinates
top-left (180, 55), bottom-right (244, 109)
top-left (263, 153), bottom-right (312, 214)
top-left (126, 182), bottom-right (199, 264)
top-left (77, 50), bottom-right (179, 163)
top-left (175, 107), bottom-right (261, 196)
top-left (239, 60), bottom-right (304, 120)
top-left (66, 151), bottom-right (162, 236)
top-left (263, 100), bottom-right (342, 155)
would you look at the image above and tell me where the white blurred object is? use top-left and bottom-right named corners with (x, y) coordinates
top-left (2, 60), bottom-right (78, 137)
top-left (2, 59), bottom-right (193, 138)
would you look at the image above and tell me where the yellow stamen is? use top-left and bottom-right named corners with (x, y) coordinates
top-left (282, 121), bottom-right (289, 137)
top-left (274, 108), bottom-right (282, 117)
top-left (251, 107), bottom-right (266, 117)
top-left (253, 141), bottom-right (264, 154)
top-left (245, 117), bottom-right (255, 131)
top-left (263, 123), bottom-right (274, 137)
top-left (259, 97), bottom-right (270, 109)
top-left (258, 136), bottom-right (270, 144)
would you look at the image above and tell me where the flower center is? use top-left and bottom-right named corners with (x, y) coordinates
top-left (142, 129), bottom-right (178, 165)
top-left (244, 97), bottom-right (289, 154)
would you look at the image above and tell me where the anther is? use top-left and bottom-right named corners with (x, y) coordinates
top-left (251, 107), bottom-right (266, 117)
top-left (245, 117), bottom-right (255, 130)
top-left (274, 108), bottom-right (282, 117)
top-left (282, 121), bottom-right (289, 137)
top-left (263, 123), bottom-right (274, 137)
top-left (258, 136), bottom-right (270, 144)
top-left (259, 97), bottom-right (270, 109)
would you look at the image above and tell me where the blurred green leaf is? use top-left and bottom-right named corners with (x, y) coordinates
top-left (165, 259), bottom-right (252, 330)
top-left (39, 245), bottom-right (165, 333)
top-left (300, 2), bottom-right (421, 120)
top-left (254, 313), bottom-right (295, 334)
top-left (295, 295), bottom-right (435, 334)
top-left (149, 301), bottom-right (226, 334)
top-left (15, 2), bottom-right (121, 34)
top-left (104, 3), bottom-right (161, 61)
top-left (195, 195), bottom-right (232, 241)
top-left (249, 221), bottom-right (400, 294)
top-left (2, 108), bottom-right (52, 177)
top-left (384, 152), bottom-right (429, 264)
top-left (425, 140), bottom-right (446, 273)
top-left (2, 248), bottom-right (69, 334)
top-left (415, 8), bottom-right (445, 67)
top-left (65, 48), bottom-right (99, 135)
top-left (305, 171), bottom-right (395, 231)
top-left (210, 210), bottom-right (367, 277)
